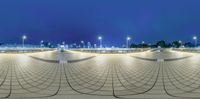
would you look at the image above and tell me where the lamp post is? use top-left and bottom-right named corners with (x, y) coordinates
top-left (87, 42), bottom-right (91, 48)
top-left (81, 40), bottom-right (84, 48)
top-left (48, 42), bottom-right (51, 48)
top-left (40, 40), bottom-right (44, 47)
top-left (22, 35), bottom-right (27, 49)
top-left (98, 36), bottom-right (102, 48)
top-left (178, 40), bottom-right (182, 47)
top-left (141, 41), bottom-right (145, 48)
top-left (94, 44), bottom-right (97, 48)
top-left (193, 36), bottom-right (197, 47)
top-left (126, 36), bottom-right (131, 48)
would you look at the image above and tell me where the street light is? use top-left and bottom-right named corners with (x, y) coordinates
top-left (22, 35), bottom-right (27, 48)
top-left (87, 42), bottom-right (91, 48)
top-left (81, 40), bottom-right (84, 48)
top-left (178, 40), bottom-right (182, 47)
top-left (48, 42), bottom-right (51, 48)
top-left (141, 41), bottom-right (145, 48)
top-left (98, 36), bottom-right (102, 48)
top-left (193, 36), bottom-right (197, 47)
top-left (94, 44), bottom-right (97, 48)
top-left (126, 36), bottom-right (131, 48)
top-left (142, 41), bottom-right (145, 44)
top-left (40, 40), bottom-right (44, 47)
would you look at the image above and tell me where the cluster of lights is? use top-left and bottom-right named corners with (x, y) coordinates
top-left (20, 34), bottom-right (199, 49)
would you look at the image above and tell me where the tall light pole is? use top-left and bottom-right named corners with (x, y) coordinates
top-left (98, 36), bottom-right (102, 48)
top-left (48, 42), bottom-right (51, 48)
top-left (87, 42), bottom-right (91, 48)
top-left (178, 40), bottom-right (182, 47)
top-left (22, 35), bottom-right (27, 49)
top-left (94, 44), bottom-right (97, 48)
top-left (81, 40), bottom-right (84, 48)
top-left (40, 40), bottom-right (44, 47)
top-left (126, 36), bottom-right (131, 48)
top-left (193, 36), bottom-right (197, 47)
top-left (142, 41), bottom-right (145, 48)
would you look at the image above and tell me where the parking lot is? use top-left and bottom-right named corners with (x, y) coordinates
top-left (0, 49), bottom-right (199, 99)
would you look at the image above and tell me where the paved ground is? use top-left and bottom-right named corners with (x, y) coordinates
top-left (0, 49), bottom-right (200, 99)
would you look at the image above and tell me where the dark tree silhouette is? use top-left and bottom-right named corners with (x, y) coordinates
top-left (172, 41), bottom-right (181, 48)
top-left (156, 40), bottom-right (166, 48)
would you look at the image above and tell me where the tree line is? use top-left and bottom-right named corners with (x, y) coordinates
top-left (130, 40), bottom-right (196, 48)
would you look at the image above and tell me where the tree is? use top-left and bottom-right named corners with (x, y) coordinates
top-left (172, 41), bottom-right (181, 48)
top-left (156, 40), bottom-right (166, 48)
top-left (142, 44), bottom-right (149, 48)
top-left (130, 43), bottom-right (149, 48)
top-left (151, 44), bottom-right (157, 48)
top-left (166, 43), bottom-right (172, 48)
top-left (130, 43), bottom-right (137, 48)
top-left (184, 42), bottom-right (194, 48)
top-left (42, 42), bottom-right (51, 48)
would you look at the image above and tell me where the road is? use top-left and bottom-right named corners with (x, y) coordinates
top-left (0, 49), bottom-right (200, 99)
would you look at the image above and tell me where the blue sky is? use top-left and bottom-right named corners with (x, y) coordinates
top-left (0, 0), bottom-right (200, 46)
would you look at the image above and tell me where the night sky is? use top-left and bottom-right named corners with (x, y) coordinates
top-left (0, 0), bottom-right (200, 46)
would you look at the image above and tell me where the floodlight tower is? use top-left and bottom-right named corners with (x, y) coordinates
top-left (81, 40), bottom-right (84, 48)
top-left (126, 36), bottom-right (131, 48)
top-left (178, 40), bottom-right (182, 47)
top-left (40, 40), bottom-right (44, 47)
top-left (22, 35), bottom-right (27, 48)
top-left (98, 36), bottom-right (102, 48)
top-left (193, 36), bottom-right (197, 47)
